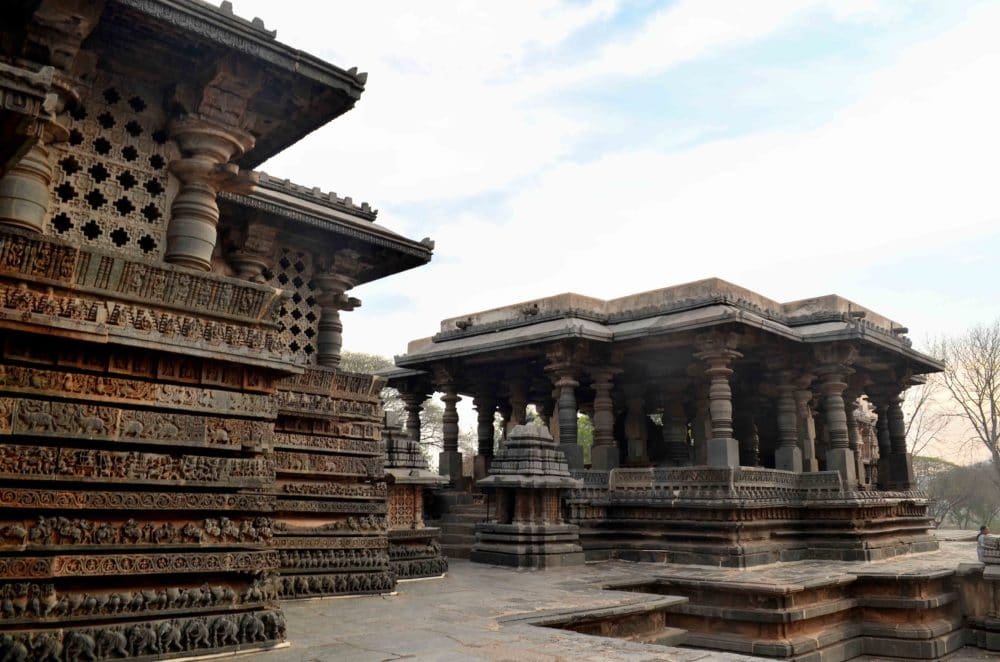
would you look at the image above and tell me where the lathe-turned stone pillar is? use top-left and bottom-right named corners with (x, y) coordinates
top-left (165, 58), bottom-right (263, 270)
top-left (313, 251), bottom-right (362, 368)
top-left (166, 116), bottom-right (256, 269)
top-left (844, 393), bottom-right (866, 487)
top-left (869, 390), bottom-right (892, 489)
top-left (661, 383), bottom-right (689, 466)
top-left (438, 382), bottom-right (463, 481)
top-left (623, 382), bottom-right (649, 466)
top-left (546, 368), bottom-right (582, 470)
top-left (693, 397), bottom-right (710, 465)
top-left (886, 391), bottom-right (915, 490)
top-left (815, 346), bottom-right (858, 486)
top-left (695, 336), bottom-right (743, 468)
top-left (0, 4), bottom-right (99, 232)
top-left (774, 373), bottom-right (802, 473)
top-left (795, 378), bottom-right (819, 472)
top-left (473, 392), bottom-right (497, 481)
top-left (590, 367), bottom-right (620, 471)
top-left (400, 390), bottom-right (428, 444)
top-left (507, 375), bottom-right (528, 430)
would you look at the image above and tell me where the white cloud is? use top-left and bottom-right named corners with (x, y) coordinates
top-left (340, 1), bottom-right (1000, 360)
top-left (227, 0), bottom-right (1000, 373)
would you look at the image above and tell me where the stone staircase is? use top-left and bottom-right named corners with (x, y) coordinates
top-left (432, 501), bottom-right (487, 560)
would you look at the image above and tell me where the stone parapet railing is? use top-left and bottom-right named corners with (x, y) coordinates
top-left (567, 466), bottom-right (929, 505)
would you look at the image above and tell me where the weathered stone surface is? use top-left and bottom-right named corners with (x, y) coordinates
top-left (473, 424), bottom-right (584, 569)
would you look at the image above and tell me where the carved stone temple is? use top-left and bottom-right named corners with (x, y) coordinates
top-left (471, 422), bottom-right (584, 569)
top-left (382, 413), bottom-right (449, 580)
top-left (0, 1), bottom-right (430, 659)
top-left (390, 279), bottom-right (942, 567)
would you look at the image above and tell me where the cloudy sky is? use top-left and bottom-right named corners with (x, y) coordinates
top-left (233, 0), bottom-right (999, 363)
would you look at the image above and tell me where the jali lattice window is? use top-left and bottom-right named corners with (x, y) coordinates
top-left (263, 247), bottom-right (319, 365)
top-left (48, 73), bottom-right (174, 259)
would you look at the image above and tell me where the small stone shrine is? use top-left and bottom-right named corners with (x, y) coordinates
top-left (0, 0), bottom-right (431, 659)
top-left (472, 422), bottom-right (584, 568)
top-left (383, 413), bottom-right (448, 580)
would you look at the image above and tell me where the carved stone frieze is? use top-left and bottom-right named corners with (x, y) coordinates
top-left (0, 365), bottom-right (277, 418)
top-left (1, 397), bottom-right (272, 450)
top-left (0, 488), bottom-right (273, 511)
top-left (273, 451), bottom-right (382, 478)
top-left (0, 516), bottom-right (274, 549)
top-left (277, 481), bottom-right (385, 499)
top-left (0, 575), bottom-right (278, 624)
top-left (0, 444), bottom-right (273, 487)
top-left (276, 571), bottom-right (393, 599)
top-left (0, 551), bottom-right (279, 579)
top-left (275, 418), bottom-right (380, 439)
top-left (275, 368), bottom-right (382, 397)
top-left (279, 548), bottom-right (389, 571)
top-left (274, 389), bottom-right (380, 420)
top-left (272, 432), bottom-right (379, 454)
top-left (267, 536), bottom-right (384, 550)
top-left (274, 500), bottom-right (386, 514)
top-left (0, 227), bottom-right (283, 322)
top-left (272, 515), bottom-right (386, 535)
top-left (0, 609), bottom-right (286, 660)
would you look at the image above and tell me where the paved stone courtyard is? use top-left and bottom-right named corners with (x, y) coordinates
top-left (257, 537), bottom-right (995, 661)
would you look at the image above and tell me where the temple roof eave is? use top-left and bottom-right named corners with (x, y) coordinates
top-left (395, 318), bottom-right (612, 367)
top-left (218, 191), bottom-right (432, 284)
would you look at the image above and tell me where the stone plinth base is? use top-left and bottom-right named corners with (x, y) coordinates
top-left (474, 453), bottom-right (492, 480)
top-left (439, 450), bottom-right (463, 481)
top-left (774, 445), bottom-right (802, 473)
top-left (388, 528), bottom-right (448, 580)
top-left (559, 443), bottom-right (585, 470)
top-left (886, 452), bottom-right (915, 490)
top-left (600, 566), bottom-right (964, 661)
top-left (591, 444), bottom-right (619, 471)
top-left (471, 522), bottom-right (585, 569)
top-left (707, 438), bottom-right (739, 467)
top-left (826, 447), bottom-right (858, 485)
top-left (567, 467), bottom-right (937, 568)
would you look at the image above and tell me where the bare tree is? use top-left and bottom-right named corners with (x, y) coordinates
top-left (901, 375), bottom-right (948, 457)
top-left (932, 319), bottom-right (1000, 484)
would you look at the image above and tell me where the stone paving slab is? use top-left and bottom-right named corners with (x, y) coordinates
top-left (253, 540), bottom-right (989, 662)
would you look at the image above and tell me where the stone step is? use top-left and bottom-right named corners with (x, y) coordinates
top-left (440, 543), bottom-right (472, 560)
top-left (439, 533), bottom-right (476, 546)
top-left (448, 505), bottom-right (486, 515)
top-left (439, 522), bottom-right (477, 535)
top-left (443, 513), bottom-right (487, 523)
top-left (640, 627), bottom-right (688, 648)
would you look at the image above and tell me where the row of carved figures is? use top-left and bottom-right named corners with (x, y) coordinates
top-left (0, 516), bottom-right (274, 547)
top-left (392, 557), bottom-right (448, 579)
top-left (0, 609), bottom-right (285, 661)
top-left (276, 571), bottom-right (394, 598)
top-left (0, 576), bottom-right (278, 620)
top-left (278, 548), bottom-right (389, 570)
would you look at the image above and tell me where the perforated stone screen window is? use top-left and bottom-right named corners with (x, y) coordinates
top-left (48, 73), bottom-right (174, 259)
top-left (262, 246), bottom-right (319, 365)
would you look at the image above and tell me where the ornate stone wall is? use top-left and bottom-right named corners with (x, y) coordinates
top-left (271, 367), bottom-right (394, 598)
top-left (0, 234), bottom-right (287, 658)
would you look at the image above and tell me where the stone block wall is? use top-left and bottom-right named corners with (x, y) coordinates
top-left (0, 228), bottom-right (288, 658)
top-left (271, 367), bottom-right (394, 598)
